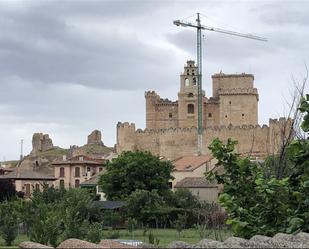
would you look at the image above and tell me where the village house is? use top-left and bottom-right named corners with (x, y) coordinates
top-left (174, 177), bottom-right (219, 203)
top-left (170, 155), bottom-right (219, 202)
top-left (52, 155), bottom-right (106, 189)
top-left (0, 168), bottom-right (56, 197)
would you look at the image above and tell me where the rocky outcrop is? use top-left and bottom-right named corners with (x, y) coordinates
top-left (87, 130), bottom-right (103, 145)
top-left (31, 133), bottom-right (54, 155)
top-left (19, 241), bottom-right (54, 248)
top-left (167, 232), bottom-right (309, 248)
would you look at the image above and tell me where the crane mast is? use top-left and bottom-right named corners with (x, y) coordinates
top-left (196, 13), bottom-right (203, 156)
top-left (173, 13), bottom-right (267, 155)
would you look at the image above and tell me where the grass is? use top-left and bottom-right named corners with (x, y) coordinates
top-left (0, 234), bottom-right (28, 248)
top-left (0, 228), bottom-right (231, 247)
top-left (103, 228), bottom-right (231, 246)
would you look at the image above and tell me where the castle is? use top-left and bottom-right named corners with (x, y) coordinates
top-left (116, 60), bottom-right (289, 160)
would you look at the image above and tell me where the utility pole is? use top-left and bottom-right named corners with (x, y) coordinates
top-left (20, 139), bottom-right (24, 161)
top-left (173, 13), bottom-right (267, 155)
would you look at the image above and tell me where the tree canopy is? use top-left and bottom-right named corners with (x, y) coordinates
top-left (207, 94), bottom-right (309, 238)
top-left (99, 151), bottom-right (174, 200)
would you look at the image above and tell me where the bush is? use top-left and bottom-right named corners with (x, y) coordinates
top-left (86, 223), bottom-right (102, 244)
top-left (0, 201), bottom-right (19, 246)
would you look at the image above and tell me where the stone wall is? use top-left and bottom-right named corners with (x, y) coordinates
top-left (116, 118), bottom-right (291, 160)
top-left (87, 130), bottom-right (103, 145)
top-left (31, 133), bottom-right (54, 155)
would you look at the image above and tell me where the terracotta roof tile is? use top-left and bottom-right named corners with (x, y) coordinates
top-left (172, 155), bottom-right (213, 171)
top-left (174, 177), bottom-right (217, 188)
top-left (0, 168), bottom-right (56, 180)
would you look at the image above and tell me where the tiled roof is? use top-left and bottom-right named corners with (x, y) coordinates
top-left (52, 155), bottom-right (105, 166)
top-left (172, 155), bottom-right (213, 171)
top-left (0, 168), bottom-right (56, 180)
top-left (80, 172), bottom-right (104, 186)
top-left (174, 177), bottom-right (217, 188)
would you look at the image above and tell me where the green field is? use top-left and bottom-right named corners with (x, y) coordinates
top-left (0, 228), bottom-right (231, 247)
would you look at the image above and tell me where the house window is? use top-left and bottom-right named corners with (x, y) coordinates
top-left (225, 115), bottom-right (228, 118)
top-left (75, 179), bottom-right (80, 188)
top-left (35, 184), bottom-right (40, 191)
top-left (60, 167), bottom-right (65, 177)
top-left (229, 101), bottom-right (232, 105)
top-left (79, 156), bottom-right (83, 161)
top-left (242, 113), bottom-right (245, 117)
top-left (75, 167), bottom-right (80, 177)
top-left (169, 113), bottom-right (172, 118)
top-left (60, 180), bottom-right (64, 189)
top-left (24, 184), bottom-right (31, 197)
top-left (168, 182), bottom-right (173, 189)
top-left (208, 113), bottom-right (212, 118)
top-left (188, 104), bottom-right (194, 114)
top-left (99, 167), bottom-right (103, 172)
top-left (193, 78), bottom-right (196, 85)
top-left (87, 167), bottom-right (91, 172)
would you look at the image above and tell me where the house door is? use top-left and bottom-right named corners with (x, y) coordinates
top-left (25, 184), bottom-right (31, 197)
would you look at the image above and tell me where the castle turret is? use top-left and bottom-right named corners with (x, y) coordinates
top-left (212, 73), bottom-right (259, 126)
top-left (145, 91), bottom-right (159, 129)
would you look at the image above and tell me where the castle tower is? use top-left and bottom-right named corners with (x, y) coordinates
top-left (145, 91), bottom-right (158, 129)
top-left (178, 60), bottom-right (203, 128)
top-left (212, 73), bottom-right (259, 126)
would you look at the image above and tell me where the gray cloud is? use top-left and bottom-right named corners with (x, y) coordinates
top-left (0, 0), bottom-right (308, 160)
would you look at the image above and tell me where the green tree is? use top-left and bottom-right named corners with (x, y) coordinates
top-left (29, 203), bottom-right (61, 247)
top-left (86, 223), bottom-right (102, 244)
top-left (0, 201), bottom-right (19, 246)
top-left (207, 94), bottom-right (309, 238)
top-left (0, 180), bottom-right (16, 202)
top-left (126, 189), bottom-right (165, 227)
top-left (99, 151), bottom-right (174, 200)
top-left (60, 188), bottom-right (93, 240)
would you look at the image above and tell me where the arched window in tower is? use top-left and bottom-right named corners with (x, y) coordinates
top-left (185, 78), bottom-right (190, 86)
top-left (193, 77), bottom-right (197, 85)
top-left (187, 93), bottom-right (194, 98)
top-left (188, 104), bottom-right (194, 114)
top-left (187, 69), bottom-right (190, 75)
top-left (192, 70), bottom-right (195, 75)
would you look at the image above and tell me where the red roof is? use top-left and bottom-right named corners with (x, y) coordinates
top-left (172, 155), bottom-right (213, 172)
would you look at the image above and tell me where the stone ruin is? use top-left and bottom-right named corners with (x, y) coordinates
top-left (87, 130), bottom-right (104, 145)
top-left (31, 133), bottom-right (54, 155)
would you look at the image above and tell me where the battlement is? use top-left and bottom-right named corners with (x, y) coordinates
top-left (212, 72), bottom-right (254, 80)
top-left (145, 91), bottom-right (159, 98)
top-left (119, 118), bottom-right (287, 136)
top-left (117, 122), bottom-right (136, 130)
top-left (217, 87), bottom-right (258, 95)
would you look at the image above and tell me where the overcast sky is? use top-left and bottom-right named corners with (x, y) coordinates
top-left (0, 0), bottom-right (308, 160)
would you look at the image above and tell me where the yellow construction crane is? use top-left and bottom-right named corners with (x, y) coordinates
top-left (173, 13), bottom-right (267, 155)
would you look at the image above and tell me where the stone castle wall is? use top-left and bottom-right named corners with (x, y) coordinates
top-left (116, 118), bottom-right (290, 160)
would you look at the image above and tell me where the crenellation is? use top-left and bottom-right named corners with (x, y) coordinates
top-left (117, 60), bottom-right (291, 160)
